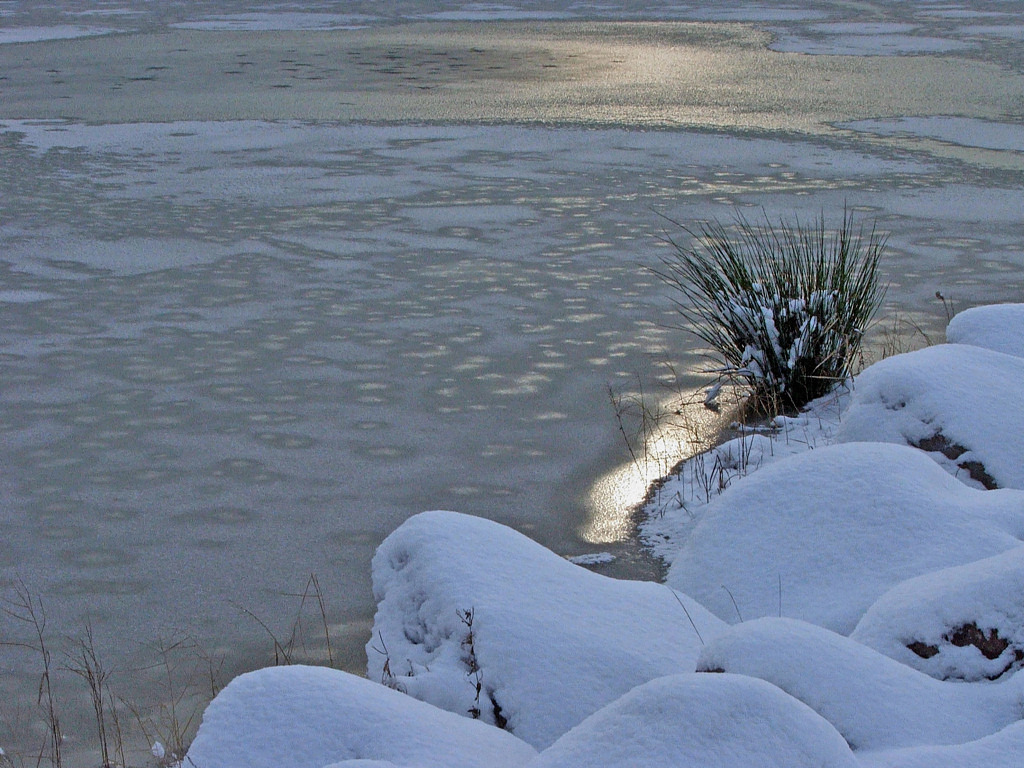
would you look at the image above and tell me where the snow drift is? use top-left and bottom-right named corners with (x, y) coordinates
top-left (367, 509), bottom-right (725, 749)
top-left (183, 665), bottom-right (537, 768)
top-left (666, 441), bottom-right (1024, 633)
top-left (527, 673), bottom-right (859, 768)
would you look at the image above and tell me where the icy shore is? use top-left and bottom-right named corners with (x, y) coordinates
top-left (186, 302), bottom-right (1024, 766)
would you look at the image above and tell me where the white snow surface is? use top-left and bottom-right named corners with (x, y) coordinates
top-left (835, 343), bottom-right (1024, 490)
top-left (946, 303), bottom-right (1024, 359)
top-left (184, 665), bottom-right (537, 768)
top-left (527, 673), bottom-right (859, 768)
top-left (368, 510), bottom-right (725, 749)
top-left (697, 617), bottom-right (1024, 750)
top-left (852, 546), bottom-right (1024, 681)
top-left (667, 441), bottom-right (1024, 633)
top-left (858, 722), bottom-right (1024, 768)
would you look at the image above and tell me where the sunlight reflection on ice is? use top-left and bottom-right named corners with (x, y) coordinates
top-left (583, 397), bottom-right (722, 544)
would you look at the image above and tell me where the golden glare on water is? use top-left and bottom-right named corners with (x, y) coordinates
top-left (582, 397), bottom-right (722, 544)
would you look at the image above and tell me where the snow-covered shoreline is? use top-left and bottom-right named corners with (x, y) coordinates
top-left (184, 302), bottom-right (1024, 767)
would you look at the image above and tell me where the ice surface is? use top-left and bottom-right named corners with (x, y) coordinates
top-left (527, 673), bottom-right (859, 768)
top-left (698, 617), bottom-right (1024, 750)
top-left (369, 510), bottom-right (725, 749)
top-left (184, 665), bottom-right (537, 768)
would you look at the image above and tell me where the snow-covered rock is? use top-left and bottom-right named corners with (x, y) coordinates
top-left (183, 665), bottom-right (537, 768)
top-left (368, 510), bottom-right (726, 749)
top-left (666, 441), bottom-right (1024, 633)
top-left (946, 303), bottom-right (1024, 359)
top-left (525, 673), bottom-right (859, 768)
top-left (697, 617), bottom-right (1024, 750)
top-left (852, 546), bottom-right (1024, 681)
top-left (835, 343), bottom-right (1024, 489)
top-left (857, 721), bottom-right (1024, 768)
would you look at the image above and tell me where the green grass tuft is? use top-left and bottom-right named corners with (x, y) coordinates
top-left (655, 210), bottom-right (887, 415)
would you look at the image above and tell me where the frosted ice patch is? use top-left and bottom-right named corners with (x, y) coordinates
top-left (171, 13), bottom-right (374, 31)
top-left (772, 33), bottom-right (969, 55)
top-left (566, 552), bottom-right (615, 566)
top-left (843, 117), bottom-right (1024, 153)
top-left (0, 26), bottom-right (118, 44)
top-left (962, 24), bottom-right (1024, 39)
top-left (416, 10), bottom-right (573, 21)
top-left (0, 290), bottom-right (56, 303)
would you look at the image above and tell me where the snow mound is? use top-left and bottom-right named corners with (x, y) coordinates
top-left (946, 303), bottom-right (1024, 359)
top-left (666, 442), bottom-right (1024, 633)
top-left (858, 721), bottom-right (1024, 768)
top-left (184, 665), bottom-right (537, 768)
top-left (368, 510), bottom-right (726, 749)
top-left (852, 546), bottom-right (1024, 681)
top-left (835, 343), bottom-right (1024, 489)
top-left (696, 617), bottom-right (1024, 750)
top-left (527, 673), bottom-right (858, 768)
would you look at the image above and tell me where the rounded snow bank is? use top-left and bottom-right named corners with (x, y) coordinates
top-left (858, 720), bottom-right (1024, 768)
top-left (529, 673), bottom-right (858, 768)
top-left (667, 442), bottom-right (1024, 633)
top-left (697, 617), bottom-right (1024, 750)
top-left (835, 343), bottom-right (1024, 489)
top-left (184, 665), bottom-right (537, 768)
top-left (946, 303), bottom-right (1024, 359)
top-left (369, 510), bottom-right (725, 749)
top-left (852, 545), bottom-right (1024, 681)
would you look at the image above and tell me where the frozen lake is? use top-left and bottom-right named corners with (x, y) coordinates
top-left (2, 0), bottom-right (1024, 763)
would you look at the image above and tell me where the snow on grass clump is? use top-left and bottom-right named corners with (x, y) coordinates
top-left (946, 303), bottom-right (1024, 359)
top-left (852, 546), bottom-right (1024, 681)
top-left (527, 673), bottom-right (859, 768)
top-left (834, 343), bottom-right (1024, 489)
top-left (666, 441), bottom-right (1024, 633)
top-left (183, 665), bottom-right (537, 768)
top-left (696, 617), bottom-right (1024, 750)
top-left (368, 510), bottom-right (725, 749)
top-left (654, 211), bottom-right (884, 414)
